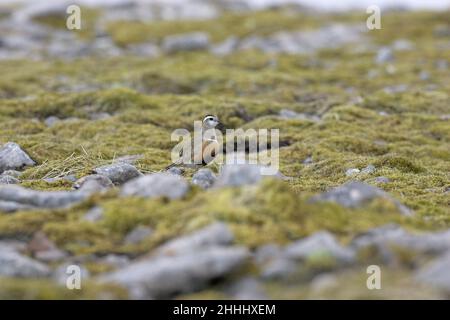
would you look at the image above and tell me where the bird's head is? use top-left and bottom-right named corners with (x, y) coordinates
top-left (202, 114), bottom-right (220, 129)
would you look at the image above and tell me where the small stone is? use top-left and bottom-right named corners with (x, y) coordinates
top-left (345, 168), bottom-right (360, 176)
top-left (226, 277), bottom-right (268, 300)
top-left (392, 39), bottom-right (414, 51)
top-left (0, 175), bottom-right (19, 184)
top-left (191, 168), bottom-right (216, 189)
top-left (375, 47), bottom-right (394, 64)
top-left (314, 181), bottom-right (413, 216)
top-left (99, 254), bottom-right (130, 269)
top-left (285, 232), bottom-right (355, 263)
top-left (0, 142), bottom-right (36, 174)
top-left (124, 226), bottom-right (153, 245)
top-left (156, 222), bottom-right (233, 256)
top-left (260, 257), bottom-right (298, 280)
top-left (302, 156), bottom-right (313, 165)
top-left (44, 116), bottom-right (60, 127)
top-left (254, 244), bottom-right (282, 265)
top-left (375, 176), bottom-right (390, 184)
top-left (279, 109), bottom-right (320, 122)
top-left (211, 36), bottom-right (239, 56)
top-left (83, 206), bottom-right (104, 222)
top-left (73, 174), bottom-right (114, 191)
top-left (167, 167), bottom-right (184, 175)
top-left (419, 71), bottom-right (430, 81)
top-left (93, 162), bottom-right (142, 185)
top-left (214, 164), bottom-right (268, 188)
top-left (361, 164), bottom-right (376, 174)
top-left (0, 250), bottom-right (50, 278)
top-left (162, 32), bottom-right (209, 54)
top-left (121, 173), bottom-right (189, 200)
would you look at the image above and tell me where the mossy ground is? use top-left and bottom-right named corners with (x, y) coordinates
top-left (0, 8), bottom-right (449, 299)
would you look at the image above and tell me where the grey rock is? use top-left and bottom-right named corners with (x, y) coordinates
top-left (99, 254), bottom-right (130, 269)
top-left (211, 36), bottom-right (239, 56)
top-left (1, 170), bottom-right (22, 178)
top-left (93, 162), bottom-right (142, 185)
top-left (83, 206), bottom-right (104, 222)
top-left (375, 176), bottom-right (390, 184)
top-left (419, 71), bottom-right (430, 81)
top-left (0, 200), bottom-right (35, 213)
top-left (0, 250), bottom-right (50, 278)
top-left (192, 168), bottom-right (216, 189)
top-left (345, 168), bottom-right (360, 176)
top-left (162, 32), bottom-right (209, 54)
top-left (392, 39), bottom-right (414, 51)
top-left (435, 59), bottom-right (448, 71)
top-left (156, 222), bottom-right (233, 256)
top-left (89, 112), bottom-right (112, 121)
top-left (101, 247), bottom-right (249, 299)
top-left (73, 174), bottom-right (114, 191)
top-left (260, 257), bottom-right (298, 280)
top-left (254, 244), bottom-right (282, 265)
top-left (128, 42), bottom-right (160, 57)
top-left (121, 173), bottom-right (189, 200)
top-left (311, 181), bottom-right (413, 216)
top-left (440, 114), bottom-right (450, 121)
top-left (383, 84), bottom-right (408, 94)
top-left (226, 277), bottom-right (268, 300)
top-left (0, 175), bottom-right (19, 184)
top-left (167, 167), bottom-right (184, 175)
top-left (416, 252), bottom-right (450, 292)
top-left (302, 156), bottom-right (313, 165)
top-left (44, 116), bottom-right (60, 127)
top-left (361, 164), bottom-right (376, 174)
top-left (279, 109), bottom-right (320, 122)
top-left (238, 24), bottom-right (364, 55)
top-left (0, 184), bottom-right (95, 213)
top-left (285, 232), bottom-right (355, 263)
top-left (215, 164), bottom-right (265, 187)
top-left (35, 249), bottom-right (68, 262)
top-left (352, 224), bottom-right (450, 256)
top-left (124, 226), bottom-right (153, 245)
top-left (0, 142), bottom-right (36, 174)
top-left (375, 47), bottom-right (394, 64)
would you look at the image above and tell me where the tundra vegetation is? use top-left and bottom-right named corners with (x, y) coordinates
top-left (0, 2), bottom-right (449, 299)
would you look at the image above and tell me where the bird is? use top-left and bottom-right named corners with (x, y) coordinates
top-left (165, 115), bottom-right (222, 171)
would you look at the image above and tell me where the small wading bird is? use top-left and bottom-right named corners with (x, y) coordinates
top-left (165, 115), bottom-right (222, 170)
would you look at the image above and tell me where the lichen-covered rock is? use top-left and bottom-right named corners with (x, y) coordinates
top-left (93, 162), bottom-right (142, 185)
top-left (100, 246), bottom-right (249, 299)
top-left (0, 142), bottom-right (35, 174)
top-left (311, 181), bottom-right (413, 216)
top-left (285, 231), bottom-right (355, 263)
top-left (121, 173), bottom-right (189, 200)
top-left (279, 109), bottom-right (320, 122)
top-left (0, 250), bottom-right (51, 278)
top-left (156, 222), bottom-right (233, 255)
top-left (191, 168), bottom-right (216, 189)
top-left (162, 32), bottom-right (209, 53)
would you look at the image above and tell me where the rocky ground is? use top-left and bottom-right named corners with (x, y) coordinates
top-left (0, 0), bottom-right (449, 299)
